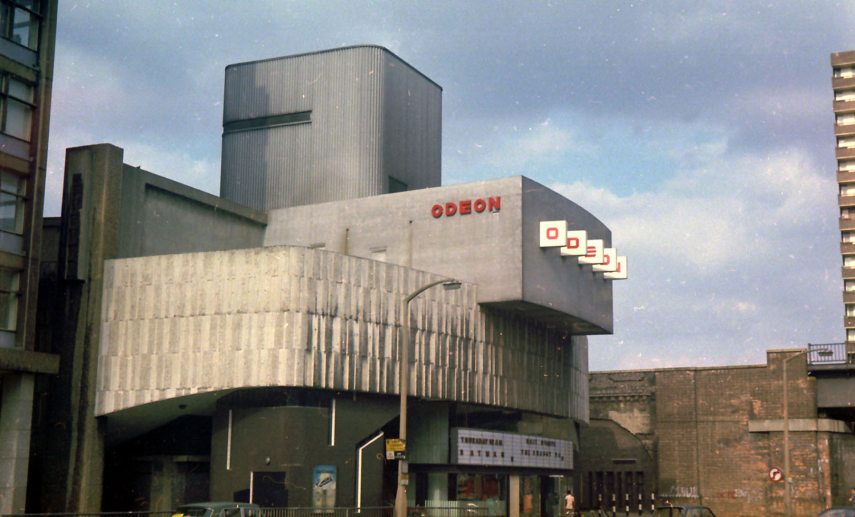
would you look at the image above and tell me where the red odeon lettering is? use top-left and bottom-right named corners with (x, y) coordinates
top-left (431, 196), bottom-right (501, 218)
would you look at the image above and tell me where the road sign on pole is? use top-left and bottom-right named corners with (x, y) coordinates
top-left (769, 467), bottom-right (783, 482)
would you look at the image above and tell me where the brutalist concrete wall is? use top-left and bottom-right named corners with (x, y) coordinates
top-left (96, 245), bottom-right (587, 421)
top-left (116, 165), bottom-right (267, 258)
top-left (263, 176), bottom-right (614, 335)
top-left (34, 144), bottom-right (268, 512)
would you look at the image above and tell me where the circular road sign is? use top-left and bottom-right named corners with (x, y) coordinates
top-left (769, 467), bottom-right (783, 482)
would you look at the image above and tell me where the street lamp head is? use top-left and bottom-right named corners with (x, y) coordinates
top-left (442, 280), bottom-right (462, 290)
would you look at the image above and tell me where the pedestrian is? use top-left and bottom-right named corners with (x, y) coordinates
top-left (564, 490), bottom-right (576, 517)
top-left (849, 487), bottom-right (855, 506)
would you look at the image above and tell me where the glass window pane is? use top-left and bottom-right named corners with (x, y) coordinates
top-left (5, 98), bottom-right (31, 140)
top-left (14, 1), bottom-right (39, 14)
top-left (0, 290), bottom-right (17, 330)
top-left (0, 4), bottom-right (10, 39)
top-left (0, 171), bottom-right (22, 194)
top-left (12, 8), bottom-right (37, 50)
top-left (0, 269), bottom-right (19, 331)
top-left (0, 191), bottom-right (22, 234)
top-left (8, 79), bottom-right (32, 103)
top-left (0, 268), bottom-right (19, 291)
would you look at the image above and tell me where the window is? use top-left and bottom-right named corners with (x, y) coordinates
top-left (0, 75), bottom-right (33, 141)
top-left (840, 160), bottom-right (855, 172)
top-left (839, 136), bottom-right (855, 148)
top-left (841, 184), bottom-right (855, 196)
top-left (0, 170), bottom-right (24, 235)
top-left (847, 329), bottom-right (855, 342)
top-left (846, 280), bottom-right (855, 292)
top-left (847, 305), bottom-right (855, 317)
top-left (835, 66), bottom-right (855, 79)
top-left (843, 232), bottom-right (855, 244)
top-left (837, 113), bottom-right (855, 126)
top-left (0, 1), bottom-right (39, 50)
top-left (0, 267), bottom-right (19, 331)
top-left (845, 256), bottom-right (855, 268)
top-left (837, 90), bottom-right (855, 102)
top-left (223, 110), bottom-right (311, 134)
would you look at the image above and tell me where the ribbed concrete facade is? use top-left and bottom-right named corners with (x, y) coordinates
top-left (96, 246), bottom-right (588, 420)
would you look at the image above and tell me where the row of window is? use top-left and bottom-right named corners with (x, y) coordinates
top-left (837, 136), bottom-right (855, 148)
top-left (0, 0), bottom-right (34, 344)
top-left (840, 185), bottom-right (855, 197)
top-left (836, 90), bottom-right (855, 102)
top-left (837, 113), bottom-right (855, 126)
top-left (834, 66), bottom-right (855, 79)
top-left (0, 167), bottom-right (24, 337)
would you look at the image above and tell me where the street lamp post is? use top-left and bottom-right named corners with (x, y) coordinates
top-left (781, 347), bottom-right (827, 517)
top-left (394, 278), bottom-right (461, 517)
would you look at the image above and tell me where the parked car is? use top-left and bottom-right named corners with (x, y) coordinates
top-left (654, 505), bottom-right (716, 517)
top-left (174, 502), bottom-right (261, 517)
top-left (818, 509), bottom-right (855, 517)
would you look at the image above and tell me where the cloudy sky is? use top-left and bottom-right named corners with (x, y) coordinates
top-left (50, 1), bottom-right (854, 370)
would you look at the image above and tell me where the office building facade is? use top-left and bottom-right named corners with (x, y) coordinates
top-left (0, 0), bottom-right (57, 514)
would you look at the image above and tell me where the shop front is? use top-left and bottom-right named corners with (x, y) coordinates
top-left (407, 424), bottom-right (575, 517)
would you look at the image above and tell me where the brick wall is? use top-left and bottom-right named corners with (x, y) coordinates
top-left (587, 350), bottom-right (850, 517)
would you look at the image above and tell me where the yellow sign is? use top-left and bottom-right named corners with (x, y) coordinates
top-left (385, 438), bottom-right (406, 459)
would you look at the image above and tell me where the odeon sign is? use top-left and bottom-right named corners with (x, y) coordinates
top-left (539, 220), bottom-right (628, 280)
top-left (431, 196), bottom-right (501, 218)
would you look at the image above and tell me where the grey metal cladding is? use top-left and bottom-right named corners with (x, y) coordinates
top-left (221, 46), bottom-right (442, 211)
top-left (380, 50), bottom-right (442, 191)
top-left (97, 246), bottom-right (588, 422)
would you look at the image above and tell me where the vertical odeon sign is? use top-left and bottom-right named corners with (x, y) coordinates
top-left (539, 220), bottom-right (628, 280)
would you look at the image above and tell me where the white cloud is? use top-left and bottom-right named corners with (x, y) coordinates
top-left (553, 148), bottom-right (835, 271)
top-left (552, 147), bottom-right (841, 370)
top-left (484, 118), bottom-right (595, 170)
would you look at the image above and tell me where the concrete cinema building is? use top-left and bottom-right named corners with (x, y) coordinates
top-left (32, 46), bottom-right (627, 513)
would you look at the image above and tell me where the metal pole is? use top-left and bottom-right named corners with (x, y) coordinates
top-left (395, 294), bottom-right (410, 517)
top-left (394, 279), bottom-right (459, 517)
top-left (783, 353), bottom-right (793, 517)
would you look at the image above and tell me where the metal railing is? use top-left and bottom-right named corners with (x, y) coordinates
top-left (2, 513), bottom-right (174, 517)
top-left (3, 508), bottom-right (497, 517)
top-left (807, 342), bottom-right (849, 365)
top-left (261, 508), bottom-right (391, 517)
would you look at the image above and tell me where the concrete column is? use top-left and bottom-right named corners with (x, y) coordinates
top-left (0, 373), bottom-right (35, 514)
top-left (60, 144), bottom-right (124, 512)
top-left (509, 475), bottom-right (520, 517)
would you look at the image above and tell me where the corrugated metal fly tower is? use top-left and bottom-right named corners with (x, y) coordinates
top-left (220, 45), bottom-right (442, 211)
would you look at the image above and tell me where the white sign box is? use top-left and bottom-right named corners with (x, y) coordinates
top-left (577, 239), bottom-right (604, 265)
top-left (451, 428), bottom-right (573, 469)
top-left (560, 230), bottom-right (587, 256)
top-left (539, 220), bottom-right (567, 247)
